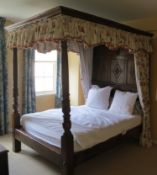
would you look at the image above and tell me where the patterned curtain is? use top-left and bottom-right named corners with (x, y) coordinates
top-left (22, 49), bottom-right (36, 114)
top-left (0, 17), bottom-right (8, 135)
top-left (6, 14), bottom-right (152, 54)
top-left (134, 50), bottom-right (152, 147)
top-left (55, 50), bottom-right (62, 108)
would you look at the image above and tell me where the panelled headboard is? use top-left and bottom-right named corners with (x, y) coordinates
top-left (92, 45), bottom-right (137, 92)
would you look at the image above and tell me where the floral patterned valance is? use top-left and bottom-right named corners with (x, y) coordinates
top-left (6, 15), bottom-right (152, 53)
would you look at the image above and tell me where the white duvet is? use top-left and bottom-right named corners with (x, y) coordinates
top-left (21, 105), bottom-right (141, 152)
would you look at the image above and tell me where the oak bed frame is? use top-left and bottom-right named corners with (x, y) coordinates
top-left (8, 6), bottom-right (152, 175)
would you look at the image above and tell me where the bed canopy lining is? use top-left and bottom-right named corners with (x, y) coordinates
top-left (5, 6), bottom-right (153, 53)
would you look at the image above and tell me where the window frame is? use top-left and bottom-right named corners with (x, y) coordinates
top-left (34, 51), bottom-right (57, 96)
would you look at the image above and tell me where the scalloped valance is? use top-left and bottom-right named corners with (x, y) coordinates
top-left (6, 15), bottom-right (152, 53)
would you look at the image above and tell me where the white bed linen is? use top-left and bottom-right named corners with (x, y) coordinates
top-left (21, 105), bottom-right (141, 152)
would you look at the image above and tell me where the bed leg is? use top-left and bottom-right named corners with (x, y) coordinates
top-left (62, 161), bottom-right (74, 175)
top-left (13, 138), bottom-right (21, 152)
top-left (61, 132), bottom-right (74, 175)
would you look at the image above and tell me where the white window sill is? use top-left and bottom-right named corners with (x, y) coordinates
top-left (36, 91), bottom-right (56, 96)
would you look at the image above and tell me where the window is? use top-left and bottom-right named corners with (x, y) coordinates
top-left (35, 50), bottom-right (57, 95)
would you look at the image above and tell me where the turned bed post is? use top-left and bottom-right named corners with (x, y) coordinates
top-left (60, 40), bottom-right (74, 175)
top-left (12, 48), bottom-right (21, 152)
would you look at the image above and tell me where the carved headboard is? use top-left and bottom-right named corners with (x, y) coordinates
top-left (92, 45), bottom-right (137, 92)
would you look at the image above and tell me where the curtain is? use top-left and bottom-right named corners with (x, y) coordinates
top-left (22, 49), bottom-right (36, 114)
top-left (0, 17), bottom-right (8, 135)
top-left (134, 50), bottom-right (152, 147)
top-left (55, 50), bottom-right (62, 108)
top-left (79, 46), bottom-right (93, 99)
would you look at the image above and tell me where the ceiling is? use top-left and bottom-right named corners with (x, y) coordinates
top-left (1, 0), bottom-right (157, 22)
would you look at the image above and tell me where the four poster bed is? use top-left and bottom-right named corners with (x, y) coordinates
top-left (5, 6), bottom-right (153, 175)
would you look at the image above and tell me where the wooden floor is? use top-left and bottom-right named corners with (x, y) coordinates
top-left (0, 134), bottom-right (157, 175)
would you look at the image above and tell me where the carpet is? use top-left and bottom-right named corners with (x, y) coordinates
top-left (0, 135), bottom-right (157, 175)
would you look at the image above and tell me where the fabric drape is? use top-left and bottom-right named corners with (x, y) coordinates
top-left (6, 15), bottom-right (152, 54)
top-left (79, 46), bottom-right (93, 99)
top-left (22, 49), bottom-right (36, 114)
top-left (55, 50), bottom-right (62, 108)
top-left (134, 50), bottom-right (152, 147)
top-left (0, 17), bottom-right (8, 135)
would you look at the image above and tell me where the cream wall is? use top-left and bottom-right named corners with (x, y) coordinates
top-left (6, 21), bottom-right (83, 130)
top-left (68, 52), bottom-right (84, 106)
top-left (7, 49), bottom-right (24, 129)
top-left (36, 95), bottom-right (55, 112)
top-left (7, 48), bottom-right (84, 128)
top-left (36, 51), bottom-right (84, 112)
top-left (8, 49), bottom-right (55, 114)
top-left (78, 70), bottom-right (85, 105)
top-left (6, 20), bottom-right (25, 129)
top-left (124, 17), bottom-right (157, 142)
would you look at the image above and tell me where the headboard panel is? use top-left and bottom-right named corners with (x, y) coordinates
top-left (92, 45), bottom-right (137, 92)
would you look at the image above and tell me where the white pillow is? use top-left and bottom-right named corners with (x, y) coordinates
top-left (86, 86), bottom-right (112, 110)
top-left (109, 90), bottom-right (138, 115)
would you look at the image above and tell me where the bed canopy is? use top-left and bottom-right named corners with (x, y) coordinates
top-left (6, 7), bottom-right (152, 52)
top-left (6, 6), bottom-right (153, 175)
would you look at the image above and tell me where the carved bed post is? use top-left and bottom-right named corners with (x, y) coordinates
top-left (12, 48), bottom-right (21, 152)
top-left (60, 40), bottom-right (74, 175)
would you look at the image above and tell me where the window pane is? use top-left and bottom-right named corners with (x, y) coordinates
top-left (35, 77), bottom-right (54, 92)
top-left (35, 50), bottom-right (57, 93)
top-left (43, 63), bottom-right (54, 77)
top-left (35, 63), bottom-right (44, 77)
top-left (35, 78), bottom-right (44, 92)
top-left (43, 78), bottom-right (54, 91)
top-left (35, 62), bottom-right (54, 77)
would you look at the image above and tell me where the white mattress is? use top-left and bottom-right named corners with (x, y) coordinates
top-left (21, 105), bottom-right (141, 152)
